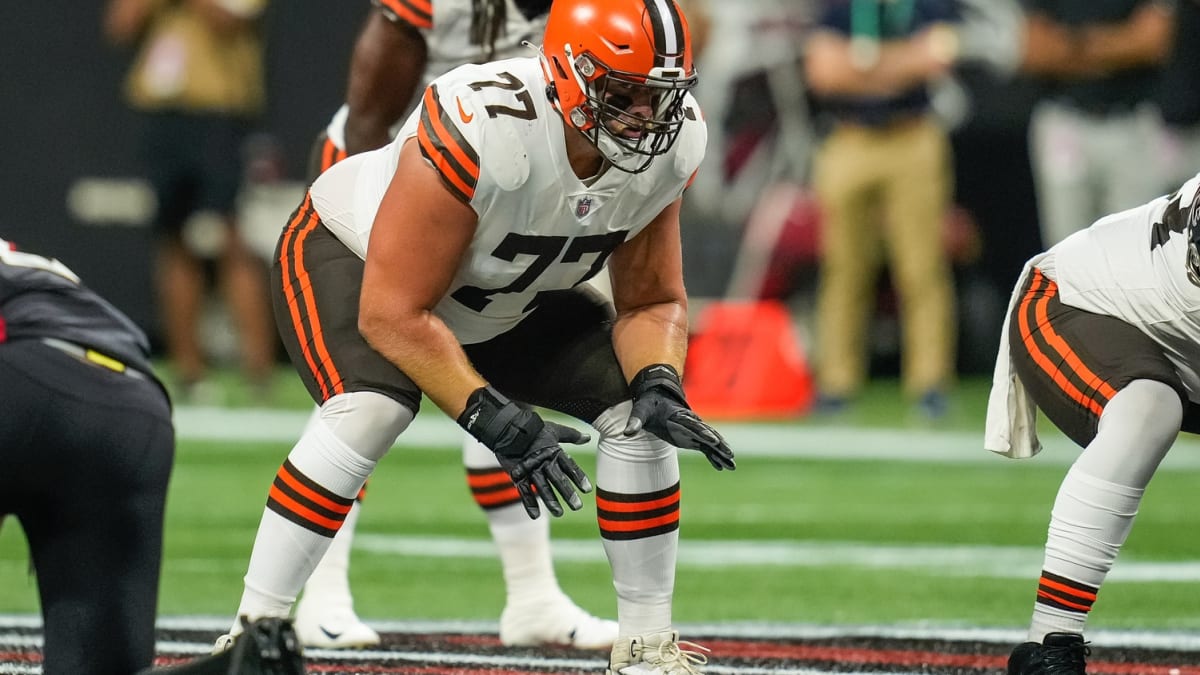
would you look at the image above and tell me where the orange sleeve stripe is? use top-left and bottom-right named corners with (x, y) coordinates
top-left (279, 196), bottom-right (332, 400)
top-left (277, 466), bottom-right (354, 516)
top-left (1017, 272), bottom-right (1105, 416)
top-left (269, 485), bottom-right (344, 531)
top-left (1039, 576), bottom-right (1098, 601)
top-left (598, 511), bottom-right (680, 532)
top-left (288, 204), bottom-right (345, 397)
top-left (467, 472), bottom-right (515, 489)
top-left (596, 490), bottom-right (681, 513)
top-left (418, 123), bottom-right (475, 203)
top-left (423, 87), bottom-right (480, 180)
top-left (377, 0), bottom-right (433, 30)
top-left (1037, 589), bottom-right (1092, 612)
top-left (321, 137), bottom-right (347, 173)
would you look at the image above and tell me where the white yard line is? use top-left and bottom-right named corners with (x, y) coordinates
top-left (347, 534), bottom-right (1200, 583)
top-left (172, 406), bottom-right (1200, 470)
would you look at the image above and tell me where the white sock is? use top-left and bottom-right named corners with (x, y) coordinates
top-left (302, 499), bottom-right (362, 609)
top-left (462, 436), bottom-right (562, 606)
top-left (1028, 380), bottom-right (1178, 641)
top-left (233, 421), bottom-right (375, 631)
top-left (592, 402), bottom-right (679, 636)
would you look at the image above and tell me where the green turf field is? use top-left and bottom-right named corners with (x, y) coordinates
top-left (2, 375), bottom-right (1197, 631)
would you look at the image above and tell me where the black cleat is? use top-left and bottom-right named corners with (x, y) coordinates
top-left (1007, 632), bottom-right (1089, 674)
top-left (141, 617), bottom-right (306, 674)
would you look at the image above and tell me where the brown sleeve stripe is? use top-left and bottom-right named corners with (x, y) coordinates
top-left (418, 85), bottom-right (480, 204)
top-left (376, 0), bottom-right (433, 30)
top-left (1017, 269), bottom-right (1116, 417)
top-left (597, 483), bottom-right (681, 541)
top-left (265, 460), bottom-right (355, 537)
top-left (320, 136), bottom-right (348, 173)
top-left (279, 194), bottom-right (344, 401)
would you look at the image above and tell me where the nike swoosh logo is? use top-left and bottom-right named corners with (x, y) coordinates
top-left (319, 626), bottom-right (343, 640)
top-left (456, 97), bottom-right (475, 123)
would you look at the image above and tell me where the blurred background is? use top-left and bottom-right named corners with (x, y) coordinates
top-left (2, 0), bottom-right (1199, 413)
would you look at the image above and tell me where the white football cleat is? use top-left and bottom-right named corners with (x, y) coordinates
top-left (606, 630), bottom-right (709, 675)
top-left (293, 603), bottom-right (380, 649)
top-left (499, 595), bottom-right (618, 649)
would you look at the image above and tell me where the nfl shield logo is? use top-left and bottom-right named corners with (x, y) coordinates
top-left (575, 197), bottom-right (593, 218)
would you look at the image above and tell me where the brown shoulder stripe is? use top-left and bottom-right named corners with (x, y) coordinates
top-left (418, 85), bottom-right (480, 204)
top-left (377, 0), bottom-right (433, 30)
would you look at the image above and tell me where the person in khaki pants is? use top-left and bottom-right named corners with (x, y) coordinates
top-left (804, 0), bottom-right (959, 418)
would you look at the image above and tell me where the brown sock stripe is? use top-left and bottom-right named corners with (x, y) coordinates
top-left (1036, 570), bottom-right (1098, 613)
top-left (596, 482), bottom-right (681, 541)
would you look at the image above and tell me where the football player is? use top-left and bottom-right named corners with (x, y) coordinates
top-left (987, 172), bottom-right (1200, 674)
top-left (0, 238), bottom-right (174, 674)
top-left (295, 0), bottom-right (621, 651)
top-left (217, 1), bottom-right (735, 673)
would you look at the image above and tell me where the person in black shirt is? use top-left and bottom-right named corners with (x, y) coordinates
top-left (0, 237), bottom-right (174, 674)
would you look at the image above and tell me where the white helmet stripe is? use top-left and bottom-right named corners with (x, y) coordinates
top-left (644, 0), bottom-right (683, 69)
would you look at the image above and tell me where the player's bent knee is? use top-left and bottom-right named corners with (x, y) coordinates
top-left (592, 401), bottom-right (674, 462)
top-left (319, 391), bottom-right (415, 461)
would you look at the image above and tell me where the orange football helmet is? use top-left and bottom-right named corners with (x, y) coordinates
top-left (540, 0), bottom-right (698, 173)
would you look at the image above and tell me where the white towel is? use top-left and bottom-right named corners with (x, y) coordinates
top-left (984, 253), bottom-right (1050, 459)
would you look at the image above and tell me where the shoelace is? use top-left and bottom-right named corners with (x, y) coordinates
top-left (648, 638), bottom-right (711, 675)
top-left (1041, 640), bottom-right (1090, 673)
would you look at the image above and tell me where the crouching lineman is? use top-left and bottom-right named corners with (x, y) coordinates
top-left (986, 171), bottom-right (1200, 674)
top-left (216, 1), bottom-right (736, 674)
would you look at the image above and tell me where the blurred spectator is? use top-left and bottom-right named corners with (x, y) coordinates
top-left (1157, 0), bottom-right (1200, 189)
top-left (803, 0), bottom-right (960, 418)
top-left (1018, 0), bottom-right (1175, 247)
top-left (103, 0), bottom-right (276, 401)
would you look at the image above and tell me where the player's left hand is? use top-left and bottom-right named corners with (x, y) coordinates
top-left (622, 364), bottom-right (736, 471)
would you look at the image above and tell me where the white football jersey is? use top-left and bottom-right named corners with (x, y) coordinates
top-left (310, 56), bottom-right (707, 344)
top-left (1047, 172), bottom-right (1200, 399)
top-left (324, 0), bottom-right (547, 149)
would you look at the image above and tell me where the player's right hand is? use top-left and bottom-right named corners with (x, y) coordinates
top-left (457, 385), bottom-right (592, 519)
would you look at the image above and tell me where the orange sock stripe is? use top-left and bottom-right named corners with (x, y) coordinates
top-left (1018, 271), bottom-right (1110, 416)
top-left (596, 490), bottom-right (681, 513)
top-left (268, 485), bottom-right (344, 533)
top-left (474, 486), bottom-right (522, 508)
top-left (1036, 589), bottom-right (1093, 613)
top-left (466, 469), bottom-right (513, 489)
top-left (276, 465), bottom-right (354, 516)
top-left (597, 510), bottom-right (680, 533)
top-left (1039, 576), bottom-right (1098, 602)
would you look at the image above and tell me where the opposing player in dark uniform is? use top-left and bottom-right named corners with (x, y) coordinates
top-left (0, 237), bottom-right (174, 674)
top-left (217, 0), bottom-right (736, 672)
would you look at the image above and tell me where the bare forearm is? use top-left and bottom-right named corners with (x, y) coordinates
top-left (611, 301), bottom-right (690, 382)
top-left (345, 13), bottom-right (427, 155)
top-left (359, 312), bottom-right (485, 417)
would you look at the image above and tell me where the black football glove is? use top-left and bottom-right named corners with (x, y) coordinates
top-left (458, 385), bottom-right (592, 519)
top-left (623, 364), bottom-right (736, 471)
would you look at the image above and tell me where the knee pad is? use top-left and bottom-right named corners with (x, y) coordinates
top-left (318, 391), bottom-right (415, 461)
top-left (592, 401), bottom-right (674, 463)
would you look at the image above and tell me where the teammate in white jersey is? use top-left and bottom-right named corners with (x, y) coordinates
top-left (297, 0), bottom-right (620, 652)
top-left (220, 1), bottom-right (735, 673)
top-left (986, 173), bottom-right (1200, 674)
